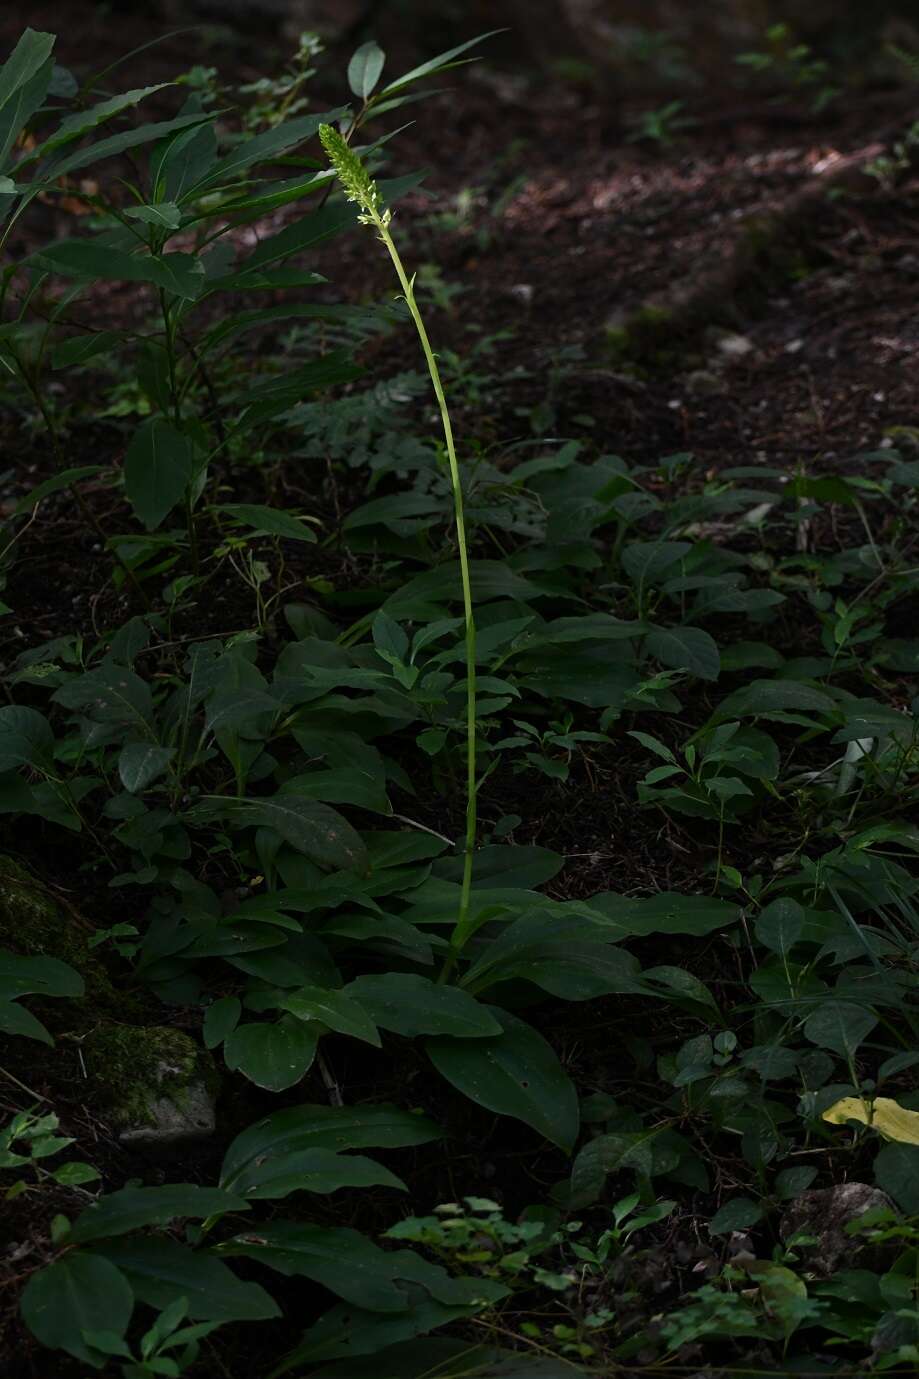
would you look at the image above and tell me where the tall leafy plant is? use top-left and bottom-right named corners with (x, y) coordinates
top-left (0, 29), bottom-right (492, 594)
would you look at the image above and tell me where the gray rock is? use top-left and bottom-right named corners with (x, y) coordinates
top-left (715, 331), bottom-right (754, 358)
top-left (84, 1025), bottom-right (218, 1151)
top-left (119, 1079), bottom-right (217, 1150)
top-left (685, 369), bottom-right (722, 396)
top-left (780, 1182), bottom-right (898, 1277)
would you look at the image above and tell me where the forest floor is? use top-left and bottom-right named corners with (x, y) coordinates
top-left (1, 4), bottom-right (918, 1376)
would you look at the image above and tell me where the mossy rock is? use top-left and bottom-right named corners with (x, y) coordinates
top-left (0, 855), bottom-right (145, 1024)
top-left (604, 303), bottom-right (678, 368)
top-left (83, 1024), bottom-right (219, 1149)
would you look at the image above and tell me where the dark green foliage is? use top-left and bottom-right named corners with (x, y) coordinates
top-left (1, 20), bottom-right (918, 1379)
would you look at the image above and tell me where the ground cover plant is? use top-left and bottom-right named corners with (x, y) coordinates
top-left (0, 4), bottom-right (918, 1376)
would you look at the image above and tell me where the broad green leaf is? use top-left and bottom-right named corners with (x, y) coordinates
top-left (183, 924), bottom-right (290, 961)
top-left (568, 1130), bottom-right (658, 1208)
top-left (70, 1185), bottom-right (249, 1243)
top-left (755, 898), bottom-right (804, 959)
top-left (210, 204), bottom-right (353, 285)
top-left (123, 200), bottom-right (182, 230)
top-left (194, 176), bottom-right (328, 226)
top-left (190, 108), bottom-right (347, 194)
top-left (53, 665), bottom-right (153, 730)
top-left (48, 111), bottom-right (214, 180)
top-left (204, 686), bottom-right (280, 736)
top-left (217, 504), bottom-right (318, 543)
top-left (621, 539), bottom-right (691, 585)
top-left (464, 917), bottom-right (642, 1001)
top-left (223, 929), bottom-right (336, 980)
top-left (24, 85), bottom-right (171, 166)
top-left (345, 491), bottom-right (445, 533)
top-left (222, 1145), bottom-right (405, 1200)
top-left (53, 1162), bottom-right (100, 1187)
top-left (117, 742), bottom-right (174, 793)
top-left (803, 1001), bottom-right (877, 1057)
top-left (236, 357), bottom-right (364, 429)
top-left (287, 725), bottom-right (389, 781)
top-left (383, 561), bottom-right (542, 616)
top-left (33, 241), bottom-right (204, 299)
top-left (222, 1223), bottom-right (408, 1312)
top-left (710, 678), bottom-right (835, 724)
top-left (221, 1104), bottom-right (440, 1190)
top-left (377, 32), bottom-right (501, 98)
top-left (709, 1197), bottom-right (764, 1234)
top-left (124, 416), bottom-right (195, 531)
top-left (434, 844), bottom-right (563, 890)
top-left (646, 625), bottom-right (720, 681)
top-left (0, 949), bottom-right (84, 1001)
top-left (833, 697), bottom-right (911, 743)
top-left (13, 463), bottom-right (102, 512)
top-left (508, 613), bottom-right (645, 651)
top-left (427, 1009), bottom-right (578, 1152)
top-left (204, 996), bottom-right (242, 1049)
top-left (351, 87), bottom-right (451, 122)
top-left (790, 475), bottom-right (858, 506)
top-left (742, 1045), bottom-right (799, 1081)
top-left (199, 303), bottom-right (377, 351)
top-left (516, 644), bottom-right (639, 709)
top-left (21, 1252), bottom-right (133, 1365)
top-left (151, 99), bottom-right (218, 202)
top-left (0, 705), bottom-right (53, 772)
top-left (640, 965), bottom-right (719, 1013)
top-left (51, 336), bottom-right (120, 369)
top-left (588, 891), bottom-right (740, 939)
top-left (224, 1017), bottom-right (319, 1092)
top-left (281, 986), bottom-right (381, 1046)
top-left (362, 829), bottom-right (448, 868)
top-left (281, 767), bottom-right (390, 816)
top-left (749, 960), bottom-right (827, 1011)
top-left (226, 794), bottom-right (367, 870)
top-left (0, 999), bottom-right (54, 1044)
top-left (874, 1142), bottom-right (919, 1213)
top-left (3, 111), bottom-right (213, 234)
top-left (345, 974), bottom-right (501, 1039)
top-left (721, 641), bottom-right (785, 672)
top-left (96, 1237), bottom-right (279, 1322)
top-left (774, 1166), bottom-right (818, 1199)
top-left (349, 41), bottom-right (386, 100)
top-left (628, 730), bottom-right (676, 763)
top-left (0, 29), bottom-right (55, 170)
top-left (235, 354), bottom-right (360, 406)
top-left (877, 639), bottom-right (919, 672)
top-left (278, 1275), bottom-right (506, 1371)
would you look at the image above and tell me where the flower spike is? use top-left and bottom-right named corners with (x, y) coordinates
top-left (319, 123), bottom-right (390, 227)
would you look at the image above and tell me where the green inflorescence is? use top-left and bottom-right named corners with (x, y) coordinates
top-left (318, 123), bottom-right (391, 226)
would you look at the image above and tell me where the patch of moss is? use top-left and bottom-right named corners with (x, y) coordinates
top-left (0, 856), bottom-right (111, 1003)
top-left (737, 216), bottom-right (819, 296)
top-left (83, 1025), bottom-right (219, 1131)
top-left (604, 303), bottom-right (686, 370)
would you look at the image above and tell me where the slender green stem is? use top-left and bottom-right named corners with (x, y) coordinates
top-left (319, 125), bottom-right (477, 970)
top-left (372, 219), bottom-right (477, 967)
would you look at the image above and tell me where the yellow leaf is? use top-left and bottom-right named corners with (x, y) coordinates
top-left (822, 1095), bottom-right (919, 1145)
